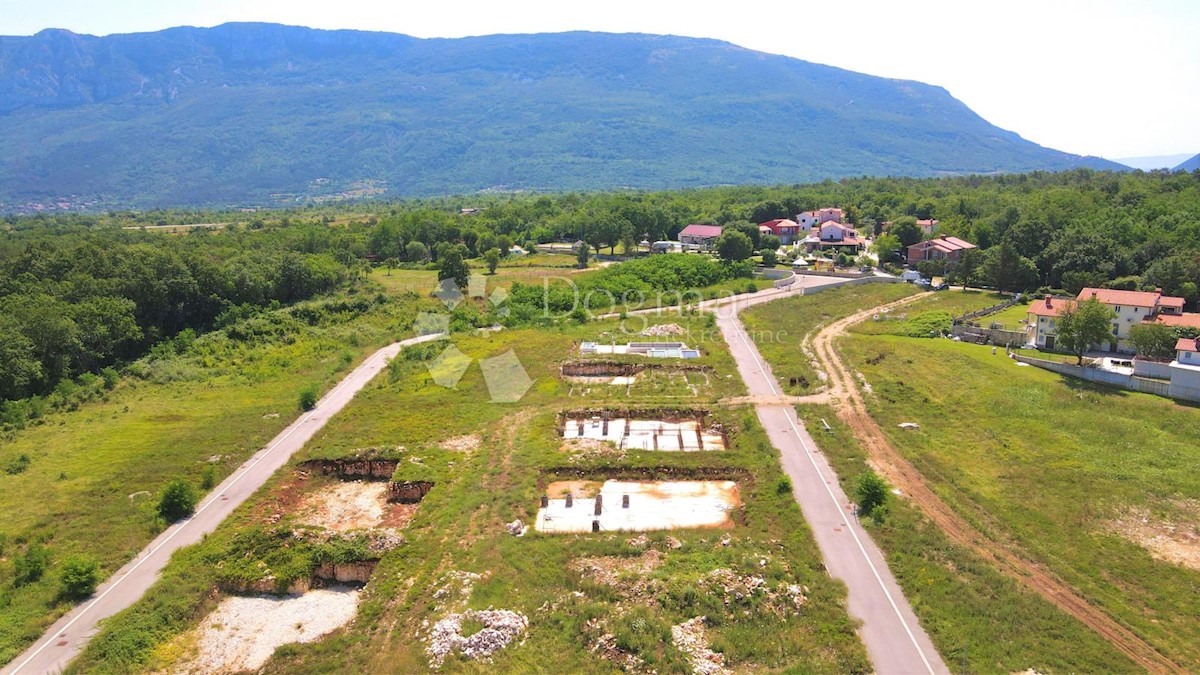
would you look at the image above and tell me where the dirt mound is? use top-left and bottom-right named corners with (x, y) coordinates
top-left (570, 550), bottom-right (664, 588)
top-left (296, 481), bottom-right (389, 532)
top-left (441, 435), bottom-right (481, 452)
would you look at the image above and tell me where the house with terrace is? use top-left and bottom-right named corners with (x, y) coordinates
top-left (803, 221), bottom-right (864, 254)
top-left (906, 235), bottom-right (976, 267)
top-left (796, 208), bottom-right (844, 229)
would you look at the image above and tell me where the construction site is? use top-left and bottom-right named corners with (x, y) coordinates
top-left (534, 479), bottom-right (741, 534)
top-left (557, 409), bottom-right (726, 451)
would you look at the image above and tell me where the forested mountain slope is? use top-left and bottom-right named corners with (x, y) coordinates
top-left (0, 23), bottom-right (1121, 209)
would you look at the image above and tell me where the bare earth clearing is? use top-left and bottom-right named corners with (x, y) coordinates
top-left (295, 480), bottom-right (416, 532)
top-left (165, 586), bottom-right (361, 674)
top-left (1108, 502), bottom-right (1200, 572)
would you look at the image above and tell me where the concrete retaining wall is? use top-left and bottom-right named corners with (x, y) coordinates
top-left (799, 275), bottom-right (905, 296)
top-left (1133, 359), bottom-right (1172, 380)
top-left (1014, 355), bottom-right (1185, 400)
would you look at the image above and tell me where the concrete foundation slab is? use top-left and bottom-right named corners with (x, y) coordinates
top-left (535, 480), bottom-right (739, 533)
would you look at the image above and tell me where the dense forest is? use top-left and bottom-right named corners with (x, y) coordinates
top-left (3, 168), bottom-right (1199, 413)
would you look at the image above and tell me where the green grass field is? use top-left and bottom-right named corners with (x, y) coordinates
top-left (0, 291), bottom-right (431, 665)
top-left (68, 315), bottom-right (872, 673)
top-left (739, 283), bottom-right (921, 394)
top-left (839, 334), bottom-right (1200, 667)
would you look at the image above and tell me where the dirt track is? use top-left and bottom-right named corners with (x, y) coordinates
top-left (808, 295), bottom-right (1182, 673)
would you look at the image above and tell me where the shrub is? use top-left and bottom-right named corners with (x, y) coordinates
top-left (775, 476), bottom-right (793, 495)
top-left (14, 542), bottom-right (50, 586)
top-left (200, 465), bottom-right (216, 491)
top-left (855, 471), bottom-right (890, 521)
top-left (298, 385), bottom-right (319, 411)
top-left (100, 367), bottom-right (120, 390)
top-left (4, 452), bottom-right (31, 475)
top-left (59, 555), bottom-right (101, 600)
top-left (157, 478), bottom-right (198, 522)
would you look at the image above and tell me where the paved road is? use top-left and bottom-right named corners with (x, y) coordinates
top-left (2, 332), bottom-right (446, 675)
top-left (715, 285), bottom-right (948, 675)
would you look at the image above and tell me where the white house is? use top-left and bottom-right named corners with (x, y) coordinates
top-left (796, 208), bottom-right (844, 230)
top-left (1028, 288), bottom-right (1190, 353)
top-left (1169, 337), bottom-right (1200, 401)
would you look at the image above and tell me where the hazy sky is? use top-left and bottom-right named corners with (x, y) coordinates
top-left (2, 0), bottom-right (1197, 160)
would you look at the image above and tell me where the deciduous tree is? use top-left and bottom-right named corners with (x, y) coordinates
top-left (1056, 297), bottom-right (1117, 364)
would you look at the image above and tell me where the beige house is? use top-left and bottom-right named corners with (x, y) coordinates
top-left (1026, 287), bottom-right (1189, 353)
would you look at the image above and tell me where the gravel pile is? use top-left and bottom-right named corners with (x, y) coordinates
top-left (642, 323), bottom-right (686, 337)
top-left (426, 609), bottom-right (529, 668)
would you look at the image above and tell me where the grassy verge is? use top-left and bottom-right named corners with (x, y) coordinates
top-left (0, 290), bottom-right (429, 665)
top-left (739, 283), bottom-right (920, 394)
top-left (70, 317), bottom-right (870, 673)
top-left (839, 334), bottom-right (1200, 666)
top-left (796, 405), bottom-right (1136, 673)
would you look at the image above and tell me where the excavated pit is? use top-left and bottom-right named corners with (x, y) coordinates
top-left (558, 409), bottom-right (725, 451)
top-left (561, 362), bottom-right (713, 396)
top-left (298, 459), bottom-right (434, 504)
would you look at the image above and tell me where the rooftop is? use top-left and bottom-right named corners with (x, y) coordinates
top-left (1155, 313), bottom-right (1200, 329)
top-left (679, 224), bottom-right (723, 238)
top-left (1077, 287), bottom-right (1183, 308)
top-left (1028, 296), bottom-right (1074, 317)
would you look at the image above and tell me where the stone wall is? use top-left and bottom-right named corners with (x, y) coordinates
top-left (300, 458), bottom-right (400, 480)
top-left (388, 480), bottom-right (435, 504)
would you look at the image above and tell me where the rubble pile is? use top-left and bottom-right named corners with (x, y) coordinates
top-left (426, 609), bottom-right (529, 668)
top-left (642, 323), bottom-right (686, 337)
top-left (670, 616), bottom-right (728, 675)
top-left (698, 568), bottom-right (807, 615)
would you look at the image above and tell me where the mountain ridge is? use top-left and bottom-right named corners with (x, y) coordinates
top-left (0, 23), bottom-right (1124, 210)
top-left (1174, 154), bottom-right (1200, 172)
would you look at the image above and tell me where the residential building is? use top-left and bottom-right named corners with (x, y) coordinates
top-left (796, 208), bottom-right (844, 229)
top-left (1153, 312), bottom-right (1200, 330)
top-left (1169, 337), bottom-right (1200, 400)
top-left (906, 235), bottom-right (976, 266)
top-left (1026, 295), bottom-right (1074, 350)
top-left (678, 224), bottom-right (723, 250)
top-left (1026, 287), bottom-right (1191, 353)
top-left (803, 221), bottom-right (864, 254)
top-left (882, 219), bottom-right (939, 236)
top-left (759, 218), bottom-right (802, 245)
